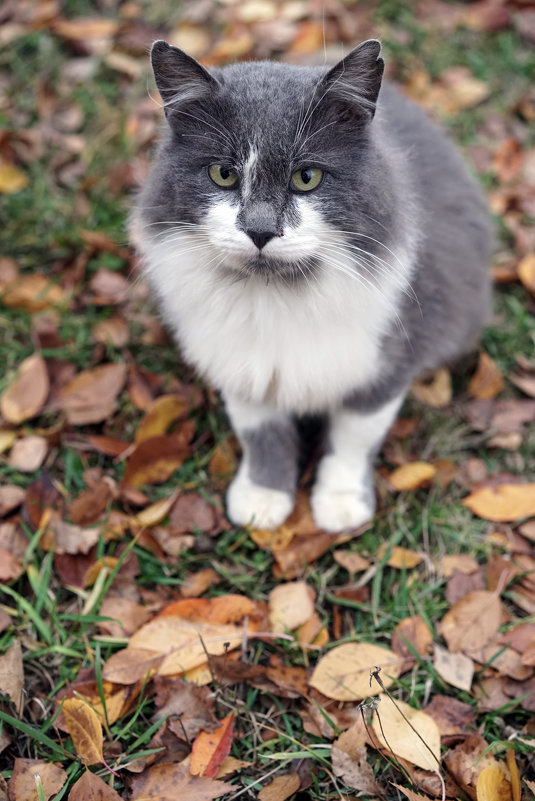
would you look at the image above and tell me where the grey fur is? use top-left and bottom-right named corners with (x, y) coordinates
top-left (135, 41), bottom-right (493, 529)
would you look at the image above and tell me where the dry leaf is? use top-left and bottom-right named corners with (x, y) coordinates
top-left (440, 590), bottom-right (501, 652)
top-left (122, 435), bottom-right (190, 486)
top-left (440, 554), bottom-right (479, 577)
top-left (389, 462), bottom-right (436, 491)
top-left (99, 597), bottom-right (150, 637)
top-left (0, 546), bottom-right (23, 582)
top-left (433, 643), bottom-right (474, 691)
top-left (476, 764), bottom-right (512, 801)
top-left (517, 253), bottom-right (535, 295)
top-left (58, 363), bottom-right (127, 425)
top-left (100, 648), bottom-right (163, 686)
top-left (463, 483), bottom-right (535, 521)
top-left (0, 485), bottom-right (25, 517)
top-left (411, 368), bottom-right (452, 407)
top-left (268, 581), bottom-right (315, 633)
top-left (181, 569), bottom-right (220, 598)
top-left (53, 17), bottom-right (119, 39)
top-left (378, 544), bottom-right (423, 569)
top-left (372, 695), bottom-right (441, 772)
top-left (0, 163), bottom-right (28, 193)
top-left (8, 759), bottom-right (67, 801)
top-left (1, 274), bottom-right (65, 312)
top-left (133, 492), bottom-right (179, 528)
top-left (392, 783), bottom-right (435, 801)
top-left (332, 742), bottom-right (381, 795)
top-left (1, 354), bottom-right (49, 424)
top-left (190, 713), bottom-right (234, 778)
top-left (129, 763), bottom-right (230, 801)
top-left (157, 595), bottom-right (264, 627)
top-left (258, 773), bottom-right (301, 801)
top-left (468, 352), bottom-right (505, 400)
top-left (423, 695), bottom-right (477, 743)
top-left (391, 615), bottom-right (432, 669)
top-left (67, 769), bottom-right (123, 801)
top-left (0, 639), bottom-right (23, 715)
top-left (62, 698), bottom-right (104, 766)
top-left (8, 436), bottom-right (48, 472)
top-left (333, 550), bottom-right (370, 574)
top-left (135, 394), bottom-right (189, 443)
top-left (92, 317), bottom-right (129, 346)
top-left (309, 642), bottom-right (401, 701)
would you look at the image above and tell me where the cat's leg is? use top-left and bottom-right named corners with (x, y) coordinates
top-left (311, 393), bottom-right (405, 532)
top-left (225, 397), bottom-right (298, 529)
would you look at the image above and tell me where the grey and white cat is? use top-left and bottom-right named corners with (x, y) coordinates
top-left (132, 39), bottom-right (492, 533)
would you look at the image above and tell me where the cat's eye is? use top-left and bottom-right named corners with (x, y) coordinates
top-left (290, 167), bottom-right (323, 193)
top-left (208, 164), bottom-right (239, 188)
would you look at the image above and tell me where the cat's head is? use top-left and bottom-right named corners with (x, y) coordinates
top-left (138, 40), bottom-right (394, 284)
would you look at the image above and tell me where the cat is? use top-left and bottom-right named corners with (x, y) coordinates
top-left (131, 39), bottom-right (493, 533)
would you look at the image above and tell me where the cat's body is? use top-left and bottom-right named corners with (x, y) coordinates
top-left (133, 41), bottom-right (492, 532)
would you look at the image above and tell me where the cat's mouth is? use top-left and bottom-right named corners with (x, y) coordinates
top-left (229, 253), bottom-right (318, 283)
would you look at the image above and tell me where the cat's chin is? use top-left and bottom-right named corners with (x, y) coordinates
top-left (225, 253), bottom-right (318, 283)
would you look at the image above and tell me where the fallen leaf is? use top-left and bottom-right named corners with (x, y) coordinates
top-left (158, 595), bottom-right (264, 627)
top-left (67, 770), bottom-right (122, 801)
top-left (153, 675), bottom-right (218, 739)
top-left (391, 615), bottom-right (433, 670)
top-left (446, 567), bottom-right (486, 605)
top-left (333, 550), bottom-right (370, 575)
top-left (99, 597), bottom-right (150, 637)
top-left (389, 462), bottom-right (436, 491)
top-left (50, 520), bottom-right (101, 555)
top-left (440, 554), bottom-right (479, 577)
top-left (190, 713), bottom-right (234, 778)
top-left (444, 733), bottom-right (501, 798)
top-left (0, 486), bottom-right (26, 517)
top-left (463, 483), bottom-right (535, 521)
top-left (89, 268), bottom-right (129, 303)
top-left (7, 759), bottom-right (67, 801)
top-left (332, 741), bottom-right (381, 795)
top-left (0, 546), bottom-right (23, 582)
top-left (92, 317), bottom-right (129, 346)
top-left (517, 253), bottom-right (535, 295)
top-left (53, 17), bottom-right (119, 39)
top-left (0, 431), bottom-right (17, 454)
top-left (181, 568), bottom-right (220, 598)
top-left (433, 643), bottom-right (474, 691)
top-left (440, 590), bottom-right (501, 652)
top-left (423, 695), bottom-right (477, 744)
top-left (258, 773), bottom-right (301, 801)
top-left (62, 698), bottom-right (103, 765)
top-left (122, 435), bottom-right (191, 486)
top-left (0, 354), bottom-right (49, 424)
top-left (0, 639), bottom-right (23, 715)
top-left (169, 492), bottom-right (222, 534)
top-left (58, 363), bottom-right (127, 425)
top-left (372, 695), bottom-right (441, 772)
top-left (8, 436), bottom-right (48, 472)
top-left (100, 648), bottom-right (163, 686)
top-left (392, 784), bottom-right (435, 801)
top-left (214, 756), bottom-right (251, 779)
top-left (135, 394), bottom-right (189, 443)
top-left (268, 581), bottom-right (315, 633)
top-left (0, 163), bottom-right (28, 193)
top-left (378, 544), bottom-right (423, 569)
top-left (129, 763), bottom-right (231, 801)
top-left (468, 352), bottom-right (505, 400)
top-left (476, 764), bottom-right (512, 801)
top-left (309, 642), bottom-right (401, 701)
top-left (411, 368), bottom-right (452, 407)
top-left (1, 274), bottom-right (65, 312)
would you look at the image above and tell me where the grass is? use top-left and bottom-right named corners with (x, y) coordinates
top-left (1, 0), bottom-right (535, 797)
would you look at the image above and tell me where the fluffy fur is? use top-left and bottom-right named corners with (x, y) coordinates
top-left (132, 40), bottom-right (493, 532)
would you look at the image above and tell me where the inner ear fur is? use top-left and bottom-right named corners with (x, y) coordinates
top-left (320, 39), bottom-right (384, 120)
top-left (151, 40), bottom-right (218, 111)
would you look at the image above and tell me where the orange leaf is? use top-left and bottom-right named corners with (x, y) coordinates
top-left (1, 354), bottom-right (49, 424)
top-left (378, 544), bottom-right (423, 569)
top-left (62, 698), bottom-right (103, 766)
top-left (476, 764), bottom-right (512, 801)
top-left (158, 595), bottom-right (264, 628)
top-left (468, 352), bottom-right (505, 400)
top-left (411, 368), bottom-right (452, 407)
top-left (135, 394), bottom-right (189, 443)
top-left (463, 483), bottom-right (535, 522)
top-left (1, 274), bottom-right (65, 311)
top-left (518, 253), bottom-right (535, 295)
top-left (190, 713), bottom-right (235, 778)
top-left (122, 434), bottom-right (190, 486)
top-left (389, 462), bottom-right (436, 491)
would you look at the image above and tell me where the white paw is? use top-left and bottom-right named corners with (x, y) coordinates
top-left (311, 490), bottom-right (374, 533)
top-left (227, 472), bottom-right (294, 530)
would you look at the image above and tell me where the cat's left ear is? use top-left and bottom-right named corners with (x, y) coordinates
top-left (320, 39), bottom-right (384, 120)
top-left (151, 40), bottom-right (218, 113)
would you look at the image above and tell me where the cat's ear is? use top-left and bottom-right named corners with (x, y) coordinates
top-left (320, 39), bottom-right (384, 120)
top-left (151, 40), bottom-right (217, 112)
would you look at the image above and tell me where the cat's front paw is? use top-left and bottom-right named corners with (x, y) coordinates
top-left (227, 472), bottom-right (294, 530)
top-left (311, 489), bottom-right (374, 533)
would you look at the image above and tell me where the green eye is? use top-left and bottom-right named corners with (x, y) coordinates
top-left (290, 167), bottom-right (323, 192)
top-left (209, 164), bottom-right (239, 188)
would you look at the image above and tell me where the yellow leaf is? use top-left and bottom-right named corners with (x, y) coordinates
top-left (476, 764), bottom-right (512, 801)
top-left (468, 352), bottom-right (505, 400)
top-left (133, 491), bottom-right (179, 527)
top-left (268, 581), bottom-right (315, 633)
top-left (518, 253), bottom-right (535, 295)
top-left (0, 163), bottom-right (28, 193)
top-left (378, 544), bottom-right (423, 569)
top-left (62, 698), bottom-right (103, 766)
top-left (1, 274), bottom-right (65, 312)
top-left (372, 695), bottom-right (441, 772)
top-left (309, 642), bottom-right (401, 701)
top-left (389, 462), bottom-right (436, 491)
top-left (0, 430), bottom-right (17, 454)
top-left (135, 394), bottom-right (189, 444)
top-left (463, 483), bottom-right (535, 522)
top-left (411, 368), bottom-right (452, 407)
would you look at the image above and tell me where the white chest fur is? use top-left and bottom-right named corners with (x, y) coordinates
top-left (138, 220), bottom-right (412, 414)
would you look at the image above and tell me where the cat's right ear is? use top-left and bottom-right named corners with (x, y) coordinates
top-left (320, 39), bottom-right (384, 120)
top-left (151, 40), bottom-right (217, 113)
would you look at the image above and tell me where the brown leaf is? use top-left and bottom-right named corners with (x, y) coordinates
top-left (181, 569), bottom-right (220, 598)
top-left (58, 363), bottom-right (127, 425)
top-left (98, 597), bottom-right (150, 637)
top-left (153, 675), bottom-right (218, 739)
top-left (468, 352), bottom-right (505, 400)
top-left (135, 394), bottom-right (189, 443)
top-left (1, 354), bottom-right (49, 424)
top-left (0, 639), bottom-right (23, 715)
top-left (433, 643), bottom-right (474, 691)
top-left (517, 253), bottom-right (535, 295)
top-left (129, 763), bottom-right (231, 801)
top-left (333, 549), bottom-right (370, 575)
top-left (391, 784), bottom-right (435, 801)
top-left (389, 462), bottom-right (436, 491)
top-left (391, 615), bottom-right (432, 670)
top-left (499, 622), bottom-right (535, 653)
top-left (411, 368), bottom-right (452, 407)
top-left (51, 520), bottom-right (101, 555)
top-left (440, 590), bottom-right (501, 652)
top-left (446, 567), bottom-right (486, 605)
top-left (92, 317), bottom-right (129, 346)
top-left (371, 695), bottom-right (441, 772)
top-left (440, 554), bottom-right (479, 577)
top-left (423, 695), bottom-right (477, 744)
top-left (310, 642), bottom-right (401, 701)
top-left (89, 268), bottom-right (129, 303)
top-left (62, 698), bottom-right (103, 765)
top-left (258, 773), bottom-right (301, 801)
top-left (463, 483), bottom-right (535, 522)
top-left (378, 544), bottom-right (423, 569)
top-left (100, 648), bottom-right (163, 686)
top-left (69, 480), bottom-right (113, 526)
top-left (8, 436), bottom-right (48, 472)
top-left (444, 734), bottom-right (501, 798)
top-left (1, 274), bottom-right (65, 312)
top-left (0, 486), bottom-right (25, 517)
top-left (53, 17), bottom-right (119, 40)
top-left (0, 546), bottom-right (23, 582)
top-left (8, 759), bottom-right (67, 801)
top-left (332, 742), bottom-right (382, 795)
top-left (122, 435), bottom-right (190, 486)
top-left (169, 492), bottom-right (221, 534)
top-left (190, 713), bottom-right (234, 778)
top-left (67, 770), bottom-right (122, 801)
top-left (268, 581), bottom-right (315, 633)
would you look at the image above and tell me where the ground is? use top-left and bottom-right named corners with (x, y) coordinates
top-left (1, 1), bottom-right (535, 800)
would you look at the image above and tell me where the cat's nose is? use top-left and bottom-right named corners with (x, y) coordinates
top-left (246, 230), bottom-right (275, 250)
